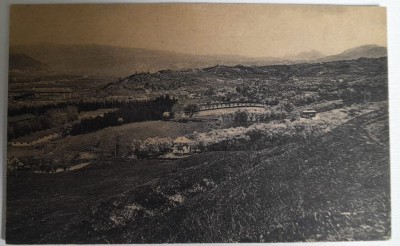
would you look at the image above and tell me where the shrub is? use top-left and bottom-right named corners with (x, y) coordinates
top-left (131, 137), bottom-right (174, 158)
top-left (234, 111), bottom-right (249, 127)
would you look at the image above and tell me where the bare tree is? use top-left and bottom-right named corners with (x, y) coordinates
top-left (183, 103), bottom-right (200, 118)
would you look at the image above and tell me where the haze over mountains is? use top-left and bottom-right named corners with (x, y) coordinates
top-left (9, 44), bottom-right (387, 77)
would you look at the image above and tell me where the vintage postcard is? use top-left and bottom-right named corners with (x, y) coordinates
top-left (6, 3), bottom-right (389, 244)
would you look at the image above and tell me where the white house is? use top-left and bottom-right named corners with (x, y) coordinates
top-left (172, 137), bottom-right (193, 155)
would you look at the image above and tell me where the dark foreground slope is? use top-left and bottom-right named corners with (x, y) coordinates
top-left (7, 110), bottom-right (390, 244)
top-left (25, 107), bottom-right (389, 244)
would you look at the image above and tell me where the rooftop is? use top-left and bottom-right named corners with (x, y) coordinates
top-left (173, 136), bottom-right (192, 144)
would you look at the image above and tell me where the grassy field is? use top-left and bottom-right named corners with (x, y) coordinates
top-left (6, 107), bottom-right (390, 243)
top-left (198, 107), bottom-right (267, 117)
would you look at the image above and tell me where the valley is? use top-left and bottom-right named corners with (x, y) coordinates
top-left (6, 46), bottom-right (390, 244)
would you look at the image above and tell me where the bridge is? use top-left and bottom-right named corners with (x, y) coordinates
top-left (199, 102), bottom-right (268, 111)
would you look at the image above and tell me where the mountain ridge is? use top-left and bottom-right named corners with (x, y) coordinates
top-left (9, 44), bottom-right (387, 77)
top-left (316, 44), bottom-right (387, 62)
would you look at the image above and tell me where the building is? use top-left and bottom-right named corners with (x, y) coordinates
top-left (172, 136), bottom-right (193, 155)
top-left (302, 109), bottom-right (317, 119)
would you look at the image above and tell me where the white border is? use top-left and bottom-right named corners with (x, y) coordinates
top-left (0, 1), bottom-right (399, 246)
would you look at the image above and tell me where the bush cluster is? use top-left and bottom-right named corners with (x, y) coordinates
top-left (191, 120), bottom-right (328, 151)
top-left (130, 137), bottom-right (174, 159)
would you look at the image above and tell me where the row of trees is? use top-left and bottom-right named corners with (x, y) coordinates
top-left (70, 96), bottom-right (177, 135)
top-left (8, 96), bottom-right (177, 139)
top-left (8, 95), bottom-right (176, 117)
top-left (230, 109), bottom-right (289, 127)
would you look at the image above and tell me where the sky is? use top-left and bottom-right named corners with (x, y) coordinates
top-left (9, 3), bottom-right (387, 57)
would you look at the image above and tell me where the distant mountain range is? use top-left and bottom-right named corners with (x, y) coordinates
top-left (9, 44), bottom-right (387, 77)
top-left (316, 45), bottom-right (387, 62)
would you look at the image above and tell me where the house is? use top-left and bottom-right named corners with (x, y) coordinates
top-left (172, 136), bottom-right (193, 155)
top-left (302, 109), bottom-right (317, 119)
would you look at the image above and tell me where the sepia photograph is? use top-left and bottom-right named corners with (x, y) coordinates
top-left (5, 3), bottom-right (390, 244)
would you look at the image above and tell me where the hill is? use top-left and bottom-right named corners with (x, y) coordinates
top-left (102, 56), bottom-right (388, 98)
top-left (316, 45), bottom-right (387, 62)
top-left (77, 108), bottom-right (390, 243)
top-left (6, 107), bottom-right (388, 244)
top-left (9, 54), bottom-right (47, 72)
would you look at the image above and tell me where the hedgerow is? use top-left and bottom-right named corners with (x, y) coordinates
top-left (131, 119), bottom-right (332, 158)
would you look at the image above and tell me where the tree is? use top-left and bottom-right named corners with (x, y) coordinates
top-left (234, 110), bottom-right (249, 127)
top-left (277, 101), bottom-right (294, 113)
top-left (183, 103), bottom-right (200, 118)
